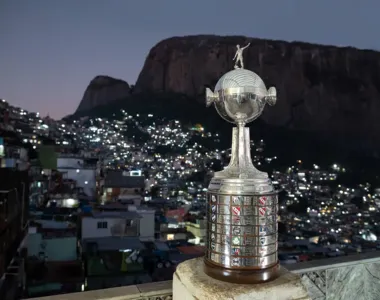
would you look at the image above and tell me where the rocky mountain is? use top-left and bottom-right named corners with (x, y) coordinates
top-left (76, 75), bottom-right (131, 113)
top-left (135, 35), bottom-right (380, 150)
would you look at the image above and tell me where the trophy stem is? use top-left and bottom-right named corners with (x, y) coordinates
top-left (215, 124), bottom-right (267, 179)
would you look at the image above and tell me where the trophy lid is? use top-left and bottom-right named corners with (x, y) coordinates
top-left (214, 69), bottom-right (268, 97)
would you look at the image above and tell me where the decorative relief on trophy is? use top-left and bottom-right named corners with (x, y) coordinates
top-left (204, 43), bottom-right (280, 283)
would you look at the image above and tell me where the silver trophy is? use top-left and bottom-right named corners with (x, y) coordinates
top-left (204, 44), bottom-right (280, 284)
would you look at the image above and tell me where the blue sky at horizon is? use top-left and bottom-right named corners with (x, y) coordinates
top-left (0, 0), bottom-right (378, 118)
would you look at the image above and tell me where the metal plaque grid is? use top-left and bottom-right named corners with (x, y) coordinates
top-left (206, 193), bottom-right (278, 268)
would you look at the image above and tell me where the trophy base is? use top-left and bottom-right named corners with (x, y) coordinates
top-left (204, 258), bottom-right (280, 284)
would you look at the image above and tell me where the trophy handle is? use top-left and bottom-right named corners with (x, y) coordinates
top-left (265, 87), bottom-right (277, 106)
top-left (206, 88), bottom-right (217, 107)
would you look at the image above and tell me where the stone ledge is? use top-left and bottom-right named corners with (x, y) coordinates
top-left (287, 251), bottom-right (380, 273)
top-left (31, 280), bottom-right (173, 300)
top-left (173, 257), bottom-right (310, 300)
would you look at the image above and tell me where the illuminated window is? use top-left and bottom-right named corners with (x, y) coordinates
top-left (167, 234), bottom-right (174, 241)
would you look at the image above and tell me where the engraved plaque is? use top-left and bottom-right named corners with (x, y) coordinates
top-left (231, 257), bottom-right (242, 266)
top-left (232, 216), bottom-right (241, 225)
top-left (258, 195), bottom-right (269, 205)
top-left (232, 225), bottom-right (241, 235)
top-left (210, 251), bottom-right (216, 261)
top-left (206, 192), bottom-right (278, 270)
top-left (258, 207), bottom-right (267, 216)
top-left (218, 205), bottom-right (230, 214)
top-left (231, 206), bottom-right (241, 216)
top-left (217, 214), bottom-right (231, 223)
top-left (255, 195), bottom-right (277, 206)
top-left (231, 247), bottom-right (241, 255)
top-left (220, 254), bottom-right (230, 266)
top-left (207, 251), bottom-right (278, 268)
top-left (242, 206), bottom-right (255, 215)
top-left (221, 235), bottom-right (230, 245)
top-left (258, 224), bottom-right (276, 235)
top-left (228, 243), bottom-right (277, 256)
top-left (243, 234), bottom-right (277, 246)
top-left (217, 206), bottom-right (276, 216)
top-left (214, 224), bottom-right (276, 236)
top-left (213, 214), bottom-right (277, 226)
top-left (231, 196), bottom-right (243, 205)
top-left (212, 233), bottom-right (278, 246)
top-left (212, 243), bottom-right (230, 255)
top-left (242, 253), bottom-right (278, 268)
top-left (244, 196), bottom-right (253, 205)
top-left (259, 215), bottom-right (277, 225)
top-left (216, 195), bottom-right (230, 205)
top-left (231, 236), bottom-right (241, 246)
top-left (213, 224), bottom-right (230, 235)
top-left (210, 242), bottom-right (216, 251)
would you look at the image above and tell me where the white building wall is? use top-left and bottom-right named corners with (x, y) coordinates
top-left (57, 158), bottom-right (84, 169)
top-left (81, 211), bottom-right (155, 242)
top-left (145, 178), bottom-right (155, 191)
top-left (81, 217), bottom-right (122, 240)
top-left (136, 209), bottom-right (155, 241)
top-left (19, 148), bottom-right (28, 161)
top-left (27, 233), bottom-right (77, 261)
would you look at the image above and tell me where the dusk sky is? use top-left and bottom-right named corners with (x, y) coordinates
top-left (1, 0), bottom-right (379, 119)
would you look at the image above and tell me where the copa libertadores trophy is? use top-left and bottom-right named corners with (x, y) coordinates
top-left (204, 43), bottom-right (279, 284)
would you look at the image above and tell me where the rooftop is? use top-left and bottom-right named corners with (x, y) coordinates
top-left (104, 171), bottom-right (145, 189)
top-left (90, 211), bottom-right (141, 219)
top-left (82, 236), bottom-right (145, 252)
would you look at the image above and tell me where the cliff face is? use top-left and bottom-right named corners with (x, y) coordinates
top-left (135, 35), bottom-right (380, 150)
top-left (76, 76), bottom-right (131, 113)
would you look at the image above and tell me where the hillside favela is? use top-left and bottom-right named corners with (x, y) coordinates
top-left (2, 2), bottom-right (380, 300)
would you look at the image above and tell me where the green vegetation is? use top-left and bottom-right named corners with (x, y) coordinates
top-left (38, 145), bottom-right (57, 169)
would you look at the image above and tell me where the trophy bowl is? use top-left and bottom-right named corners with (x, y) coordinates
top-left (206, 69), bottom-right (276, 125)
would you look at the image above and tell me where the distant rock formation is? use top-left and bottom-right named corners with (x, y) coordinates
top-left (76, 76), bottom-right (131, 113)
top-left (135, 35), bottom-right (380, 150)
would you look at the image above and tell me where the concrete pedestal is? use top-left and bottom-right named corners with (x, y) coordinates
top-left (173, 258), bottom-right (310, 300)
